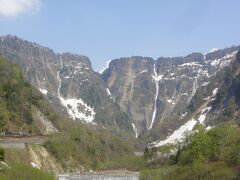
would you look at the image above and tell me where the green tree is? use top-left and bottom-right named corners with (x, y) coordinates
top-left (191, 125), bottom-right (210, 161)
top-left (0, 147), bottom-right (5, 161)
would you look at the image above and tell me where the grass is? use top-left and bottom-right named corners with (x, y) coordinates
top-left (140, 166), bottom-right (177, 180)
top-left (44, 125), bottom-right (134, 170)
top-left (0, 163), bottom-right (55, 180)
top-left (4, 148), bottom-right (31, 166)
top-left (97, 155), bottom-right (145, 171)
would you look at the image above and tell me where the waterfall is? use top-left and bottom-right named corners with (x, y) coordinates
top-left (57, 58), bottom-right (63, 97)
top-left (148, 63), bottom-right (163, 130)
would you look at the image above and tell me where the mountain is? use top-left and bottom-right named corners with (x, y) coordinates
top-left (2, 34), bottom-right (240, 178)
top-left (1, 35), bottom-right (240, 145)
top-left (101, 47), bottom-right (239, 140)
top-left (0, 35), bottom-right (133, 135)
top-left (150, 50), bottom-right (240, 147)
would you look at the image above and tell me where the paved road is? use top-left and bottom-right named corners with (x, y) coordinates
top-left (0, 136), bottom-right (47, 148)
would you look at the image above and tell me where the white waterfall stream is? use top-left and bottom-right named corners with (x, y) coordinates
top-left (148, 63), bottom-right (163, 130)
top-left (57, 58), bottom-right (63, 96)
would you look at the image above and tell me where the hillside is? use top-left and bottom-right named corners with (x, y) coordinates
top-left (0, 55), bottom-right (58, 135)
top-left (141, 123), bottom-right (240, 179)
top-left (0, 55), bottom-right (135, 177)
top-left (141, 51), bottom-right (240, 178)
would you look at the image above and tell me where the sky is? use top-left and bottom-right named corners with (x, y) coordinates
top-left (0, 0), bottom-right (240, 71)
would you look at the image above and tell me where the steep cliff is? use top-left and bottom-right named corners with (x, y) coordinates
top-left (102, 48), bottom-right (239, 139)
top-left (0, 35), bottom-right (133, 134)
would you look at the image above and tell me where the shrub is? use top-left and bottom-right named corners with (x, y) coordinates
top-left (0, 164), bottom-right (54, 180)
top-left (0, 147), bottom-right (5, 161)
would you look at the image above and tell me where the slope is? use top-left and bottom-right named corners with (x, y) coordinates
top-left (0, 55), bottom-right (58, 135)
top-left (0, 35), bottom-right (133, 135)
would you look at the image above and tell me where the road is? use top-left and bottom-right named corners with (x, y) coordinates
top-left (0, 136), bottom-right (47, 149)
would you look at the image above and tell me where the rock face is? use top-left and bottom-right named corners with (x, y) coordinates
top-left (0, 35), bottom-right (133, 134)
top-left (101, 48), bottom-right (239, 138)
top-left (101, 57), bottom-right (156, 137)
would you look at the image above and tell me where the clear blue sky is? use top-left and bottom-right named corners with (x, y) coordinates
top-left (0, 0), bottom-right (239, 71)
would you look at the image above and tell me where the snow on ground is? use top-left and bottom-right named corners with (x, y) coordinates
top-left (1, 161), bottom-right (10, 169)
top-left (64, 75), bottom-right (71, 79)
top-left (212, 88), bottom-right (218, 96)
top-left (180, 62), bottom-right (203, 67)
top-left (202, 82), bottom-right (209, 87)
top-left (163, 77), bottom-right (175, 81)
top-left (210, 59), bottom-right (221, 66)
top-left (152, 118), bottom-right (197, 147)
top-left (139, 70), bottom-right (148, 74)
top-left (39, 88), bottom-right (48, 95)
top-left (106, 88), bottom-right (112, 97)
top-left (207, 51), bottom-right (238, 67)
top-left (31, 162), bottom-right (40, 169)
top-left (198, 69), bottom-right (210, 77)
top-left (75, 63), bottom-right (83, 70)
top-left (133, 70), bottom-right (148, 79)
top-left (206, 126), bottom-right (214, 131)
top-left (59, 97), bottom-right (95, 123)
top-left (152, 74), bottom-right (164, 82)
top-left (180, 112), bottom-right (188, 119)
top-left (208, 48), bottom-right (218, 53)
top-left (57, 60), bottom-right (96, 124)
top-left (132, 123), bottom-right (138, 138)
top-left (198, 107), bottom-right (212, 124)
top-left (99, 60), bottom-right (112, 74)
top-left (204, 87), bottom-right (219, 102)
top-left (166, 99), bottom-right (176, 104)
top-left (82, 79), bottom-right (88, 82)
top-left (167, 99), bottom-right (172, 103)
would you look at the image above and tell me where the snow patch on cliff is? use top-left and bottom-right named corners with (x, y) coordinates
top-left (31, 162), bottom-right (40, 169)
top-left (59, 97), bottom-right (95, 123)
top-left (57, 58), bottom-right (96, 124)
top-left (180, 62), bottom-right (203, 67)
top-left (212, 88), bottom-right (218, 96)
top-left (132, 123), bottom-right (138, 138)
top-left (167, 99), bottom-right (176, 105)
top-left (100, 60), bottom-right (112, 74)
top-left (39, 88), bottom-right (48, 95)
top-left (207, 51), bottom-right (237, 67)
top-left (202, 82), bottom-right (209, 87)
top-left (152, 118), bottom-right (197, 147)
top-left (198, 107), bottom-right (212, 124)
top-left (208, 48), bottom-right (218, 53)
